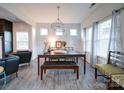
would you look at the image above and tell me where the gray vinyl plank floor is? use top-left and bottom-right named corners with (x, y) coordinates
top-left (0, 58), bottom-right (107, 90)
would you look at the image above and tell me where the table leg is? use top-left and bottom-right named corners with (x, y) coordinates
top-left (38, 56), bottom-right (40, 75)
top-left (77, 68), bottom-right (79, 79)
top-left (76, 57), bottom-right (78, 63)
top-left (74, 69), bottom-right (76, 73)
top-left (41, 67), bottom-right (43, 80)
top-left (44, 69), bottom-right (46, 74)
top-left (84, 55), bottom-right (86, 74)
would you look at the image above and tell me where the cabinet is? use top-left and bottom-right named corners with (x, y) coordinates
top-left (0, 19), bottom-right (13, 57)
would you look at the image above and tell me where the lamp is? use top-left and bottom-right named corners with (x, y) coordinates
top-left (51, 6), bottom-right (65, 32)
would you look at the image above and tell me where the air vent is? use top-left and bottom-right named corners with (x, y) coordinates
top-left (89, 3), bottom-right (96, 8)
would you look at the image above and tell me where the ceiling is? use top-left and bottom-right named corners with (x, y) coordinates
top-left (13, 3), bottom-right (100, 23)
top-left (0, 6), bottom-right (21, 22)
top-left (0, 3), bottom-right (101, 24)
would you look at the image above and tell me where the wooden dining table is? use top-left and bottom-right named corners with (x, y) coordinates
top-left (37, 50), bottom-right (86, 76)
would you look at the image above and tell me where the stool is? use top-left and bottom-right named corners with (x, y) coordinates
top-left (41, 61), bottom-right (79, 80)
top-left (0, 66), bottom-right (6, 89)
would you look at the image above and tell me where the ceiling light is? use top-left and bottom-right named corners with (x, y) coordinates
top-left (51, 6), bottom-right (65, 32)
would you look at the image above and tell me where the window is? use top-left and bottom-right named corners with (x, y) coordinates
top-left (4, 31), bottom-right (12, 53)
top-left (85, 27), bottom-right (92, 53)
top-left (97, 18), bottom-right (111, 57)
top-left (56, 29), bottom-right (63, 36)
top-left (16, 32), bottom-right (29, 50)
top-left (70, 29), bottom-right (77, 36)
top-left (40, 28), bottom-right (48, 36)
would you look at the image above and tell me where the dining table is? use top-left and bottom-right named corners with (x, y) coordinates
top-left (37, 50), bottom-right (86, 76)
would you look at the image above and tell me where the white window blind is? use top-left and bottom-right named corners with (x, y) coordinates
top-left (16, 32), bottom-right (29, 50)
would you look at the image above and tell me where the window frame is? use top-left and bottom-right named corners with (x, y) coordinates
top-left (96, 18), bottom-right (112, 58)
top-left (40, 28), bottom-right (48, 36)
top-left (70, 29), bottom-right (77, 36)
top-left (16, 32), bottom-right (29, 50)
top-left (55, 29), bottom-right (63, 36)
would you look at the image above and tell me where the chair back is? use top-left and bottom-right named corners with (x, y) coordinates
top-left (107, 51), bottom-right (124, 69)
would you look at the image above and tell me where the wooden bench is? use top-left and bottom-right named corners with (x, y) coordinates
top-left (41, 61), bottom-right (79, 80)
top-left (94, 51), bottom-right (124, 89)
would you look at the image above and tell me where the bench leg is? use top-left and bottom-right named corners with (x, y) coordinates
top-left (76, 68), bottom-right (79, 80)
top-left (44, 69), bottom-right (46, 74)
top-left (41, 67), bottom-right (43, 80)
top-left (107, 77), bottom-right (112, 90)
top-left (95, 68), bottom-right (97, 80)
top-left (74, 69), bottom-right (76, 73)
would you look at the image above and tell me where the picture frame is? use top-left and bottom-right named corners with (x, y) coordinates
top-left (56, 41), bottom-right (62, 48)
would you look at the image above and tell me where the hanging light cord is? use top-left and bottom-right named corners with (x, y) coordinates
top-left (57, 6), bottom-right (60, 21)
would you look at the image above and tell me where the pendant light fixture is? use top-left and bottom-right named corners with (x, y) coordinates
top-left (51, 6), bottom-right (65, 32)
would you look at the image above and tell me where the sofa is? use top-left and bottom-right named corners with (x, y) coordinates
top-left (14, 50), bottom-right (32, 65)
top-left (0, 55), bottom-right (19, 78)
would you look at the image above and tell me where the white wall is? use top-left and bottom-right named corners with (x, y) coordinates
top-left (13, 22), bottom-right (36, 59)
top-left (81, 3), bottom-right (124, 28)
top-left (31, 26), bottom-right (37, 59)
top-left (13, 22), bottom-right (38, 59)
top-left (13, 22), bottom-right (82, 59)
top-left (13, 22), bottom-right (32, 52)
top-left (36, 23), bottom-right (82, 54)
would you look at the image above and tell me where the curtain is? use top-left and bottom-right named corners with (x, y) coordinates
top-left (90, 10), bottom-right (123, 66)
top-left (0, 36), bottom-right (2, 58)
top-left (90, 22), bottom-right (98, 66)
top-left (83, 28), bottom-right (92, 63)
top-left (107, 10), bottom-right (124, 68)
top-left (82, 28), bottom-right (86, 53)
top-left (108, 10), bottom-right (123, 52)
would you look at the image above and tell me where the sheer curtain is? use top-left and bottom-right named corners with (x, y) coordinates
top-left (90, 10), bottom-right (123, 66)
top-left (90, 22), bottom-right (98, 66)
top-left (108, 10), bottom-right (123, 52)
top-left (107, 9), bottom-right (124, 68)
top-left (0, 36), bottom-right (2, 58)
top-left (82, 28), bottom-right (86, 53)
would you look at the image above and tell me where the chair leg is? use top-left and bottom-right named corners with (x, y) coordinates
top-left (41, 67), bottom-right (43, 80)
top-left (95, 68), bottom-right (97, 80)
top-left (16, 72), bottom-right (18, 77)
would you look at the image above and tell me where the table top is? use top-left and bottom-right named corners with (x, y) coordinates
top-left (38, 50), bottom-right (85, 57)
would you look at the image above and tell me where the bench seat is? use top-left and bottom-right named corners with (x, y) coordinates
top-left (111, 74), bottom-right (124, 88)
top-left (95, 64), bottom-right (124, 76)
top-left (41, 61), bottom-right (79, 80)
top-left (42, 61), bottom-right (77, 67)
